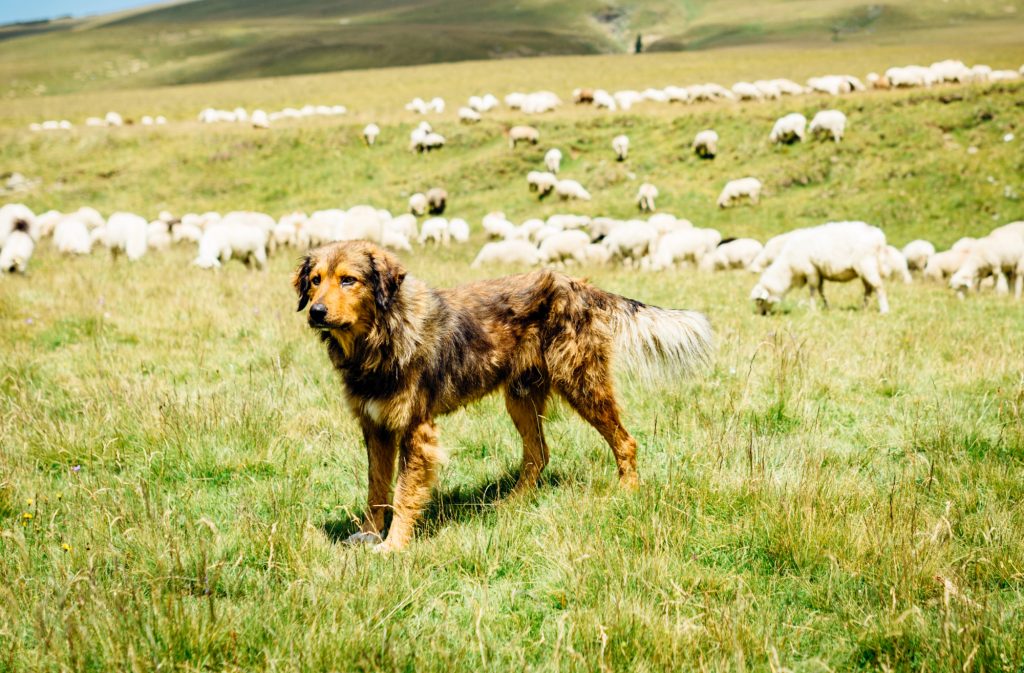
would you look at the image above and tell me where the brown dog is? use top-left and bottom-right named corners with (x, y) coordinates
top-left (294, 241), bottom-right (712, 552)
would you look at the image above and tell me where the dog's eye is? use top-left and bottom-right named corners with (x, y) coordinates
top-left (311, 275), bottom-right (321, 286)
top-left (340, 276), bottom-right (357, 287)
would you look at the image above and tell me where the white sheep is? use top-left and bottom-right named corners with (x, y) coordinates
top-left (809, 110), bottom-right (846, 143)
top-left (426, 187), bottom-right (447, 215)
top-left (470, 240), bottom-right (541, 268)
top-left (539, 230), bottom-right (590, 263)
top-left (171, 222), bottom-right (203, 245)
top-left (731, 82), bottom-right (763, 100)
top-left (699, 238), bottom-right (764, 272)
top-left (770, 113), bottom-right (806, 144)
top-left (693, 129), bottom-right (718, 159)
top-left (385, 214), bottom-right (419, 241)
top-left (647, 213), bottom-right (692, 235)
top-left (749, 230), bottom-right (803, 273)
top-left (650, 228), bottom-right (722, 269)
top-left (363, 123), bottom-right (380, 146)
top-left (0, 203), bottom-right (36, 246)
top-left (335, 206), bottom-right (383, 243)
top-left (101, 212), bottom-right (148, 260)
top-left (572, 243), bottom-right (613, 266)
top-left (881, 245), bottom-right (913, 284)
top-left (105, 111), bottom-right (124, 127)
top-left (544, 148), bottom-right (562, 173)
top-left (636, 183), bottom-right (658, 212)
top-left (901, 240), bottom-right (936, 271)
top-left (527, 171), bottom-right (558, 198)
top-left (753, 80), bottom-right (782, 99)
top-left (555, 179), bottom-right (591, 201)
top-left (409, 193), bottom-right (428, 216)
top-left (458, 107), bottom-right (481, 124)
top-left (923, 248), bottom-right (971, 282)
top-left (381, 229), bottom-right (413, 252)
top-left (53, 217), bottom-right (93, 255)
top-left (449, 218), bottom-right (470, 243)
top-left (146, 220), bottom-right (173, 251)
top-left (0, 224), bottom-right (34, 273)
top-left (603, 222), bottom-right (659, 263)
top-left (418, 217), bottom-right (450, 246)
top-left (194, 222), bottom-right (268, 269)
top-left (509, 125), bottom-right (540, 149)
top-left (251, 110), bottom-right (270, 129)
top-left (950, 231), bottom-right (1024, 298)
top-left (612, 134), bottom-right (629, 161)
top-left (717, 177), bottom-right (762, 208)
top-left (482, 212), bottom-right (516, 239)
top-left (750, 221), bottom-right (890, 314)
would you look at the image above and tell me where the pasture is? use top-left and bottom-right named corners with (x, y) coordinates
top-left (3, 41), bottom-right (1024, 672)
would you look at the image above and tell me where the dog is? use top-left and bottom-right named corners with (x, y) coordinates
top-left (293, 241), bottom-right (713, 552)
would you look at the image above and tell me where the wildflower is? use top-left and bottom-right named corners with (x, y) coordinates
top-left (62, 543), bottom-right (71, 552)
top-left (72, 465), bottom-right (81, 473)
top-left (22, 512), bottom-right (33, 521)
top-left (26, 498), bottom-right (33, 506)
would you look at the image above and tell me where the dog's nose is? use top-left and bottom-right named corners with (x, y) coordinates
top-left (309, 303), bottom-right (327, 323)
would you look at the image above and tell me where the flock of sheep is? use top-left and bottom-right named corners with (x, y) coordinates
top-left (2, 199), bottom-right (1022, 314)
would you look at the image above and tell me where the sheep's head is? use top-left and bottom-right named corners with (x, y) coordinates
top-left (750, 284), bottom-right (778, 315)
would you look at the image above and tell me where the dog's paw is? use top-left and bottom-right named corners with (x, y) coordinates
top-left (344, 531), bottom-right (382, 546)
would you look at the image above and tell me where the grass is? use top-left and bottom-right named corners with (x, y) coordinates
top-left (2, 42), bottom-right (1024, 671)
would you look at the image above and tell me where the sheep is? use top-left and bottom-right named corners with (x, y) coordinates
top-left (923, 248), bottom-right (971, 282)
top-left (527, 171), bottom-right (558, 198)
top-left (693, 129), bottom-right (718, 159)
top-left (335, 206), bottom-right (383, 243)
top-left (418, 218), bottom-right (450, 246)
top-left (699, 238), bottom-right (764, 272)
top-left (146, 220), bottom-right (173, 251)
top-left (171, 222), bottom-right (203, 245)
top-left (650, 228), bottom-right (722, 269)
top-left (950, 232), bottom-right (1024, 298)
top-left (468, 94), bottom-right (499, 112)
top-left (771, 78), bottom-right (806, 96)
top-left (53, 217), bottom-right (93, 255)
top-left (749, 230), bottom-right (804, 273)
top-left (381, 229), bottom-right (413, 251)
top-left (386, 214), bottom-right (419, 241)
top-left (648, 213), bottom-right (692, 235)
top-left (105, 111), bottom-right (124, 127)
top-left (409, 193), bottom-right (428, 216)
top-left (416, 132), bottom-right (446, 153)
top-left (426, 187), bottom-right (447, 215)
top-left (539, 230), bottom-right (590, 264)
top-left (508, 125), bottom-right (540, 149)
top-left (101, 212), bottom-right (148, 260)
top-left (547, 214), bottom-right (590, 231)
top-left (809, 110), bottom-right (846, 143)
top-left (36, 210), bottom-right (63, 238)
top-left (731, 82), bottom-right (763, 100)
top-left (521, 92), bottom-right (560, 114)
top-left (555, 179), bottom-right (591, 201)
top-left (901, 240), bottom-right (936, 271)
top-left (482, 212), bottom-right (516, 239)
top-left (0, 221), bottom-right (34, 273)
top-left (717, 177), bottom-right (762, 208)
top-left (544, 148), bottom-right (562, 173)
top-left (612, 134), bottom-right (629, 161)
top-left (363, 123), bottom-right (380, 146)
top-left (592, 89), bottom-right (617, 110)
top-left (194, 222), bottom-right (268, 269)
top-left (807, 75), bottom-right (853, 95)
top-left (74, 206), bottom-right (105, 230)
top-left (603, 223), bottom-right (659, 263)
top-left (753, 80), bottom-right (782, 100)
top-left (470, 240), bottom-right (541, 268)
top-left (504, 93), bottom-right (526, 109)
top-left (770, 113), bottom-right (806, 144)
top-left (304, 210), bottom-right (341, 247)
top-left (881, 245), bottom-right (913, 284)
top-left (458, 107), bottom-right (482, 124)
top-left (572, 243), bottom-right (612, 266)
top-left (251, 110), bottom-right (270, 129)
top-left (989, 70), bottom-right (1021, 82)
top-left (573, 88), bottom-right (595, 104)
top-left (449, 218), bottom-right (470, 243)
top-left (750, 221), bottom-right (890, 314)
top-left (636, 183), bottom-right (658, 212)
top-left (0, 203), bottom-right (36, 245)
top-left (614, 90), bottom-right (643, 110)
top-left (642, 88), bottom-right (669, 103)
top-left (269, 221), bottom-right (299, 253)
top-left (866, 72), bottom-right (890, 89)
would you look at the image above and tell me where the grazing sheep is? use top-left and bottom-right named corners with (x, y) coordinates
top-left (614, 90), bottom-right (643, 110)
top-left (482, 212), bottom-right (517, 239)
top-left (950, 232), bottom-right (1024, 298)
top-left (770, 113), bottom-right (807, 144)
top-left (612, 134), bottom-right (630, 161)
top-left (648, 213), bottom-right (692, 235)
top-left (0, 203), bottom-right (36, 245)
top-left (539, 230), bottom-right (590, 263)
top-left (54, 217), bottom-right (93, 255)
top-left (101, 212), bottom-right (148, 260)
top-left (555, 179), bottom-right (591, 201)
top-left (547, 214), bottom-right (590, 231)
top-left (750, 221), bottom-right (890, 314)
top-left (363, 123), bottom-right (380, 146)
top-left (881, 245), bottom-right (913, 284)
top-left (194, 222), bottom-right (268, 269)
top-left (251, 110), bottom-right (270, 129)
top-left (717, 177), bottom-right (762, 208)
top-left (520, 91), bottom-right (560, 114)
top-left (146, 220), bottom-right (173, 251)
top-left (699, 238), bottom-right (764, 272)
top-left (544, 148), bottom-right (562, 173)
top-left (886, 66), bottom-right (935, 88)
top-left (105, 111), bottom-right (124, 127)
top-left (923, 249), bottom-right (971, 282)
top-left (572, 243), bottom-right (613, 266)
top-left (809, 110), bottom-right (846, 143)
top-left (650, 228), bottom-right (723, 269)
top-left (573, 88), bottom-right (595, 104)
top-left (693, 130), bottom-right (718, 159)
top-left (385, 214), bottom-right (419, 241)
top-left (753, 80), bottom-right (782, 99)
top-left (470, 240), bottom-right (541, 268)
top-left (171, 222), bottom-right (203, 245)
top-left (749, 230), bottom-right (805, 273)
top-left (603, 223), bottom-right (659, 263)
top-left (409, 193), bottom-right (428, 216)
top-left (508, 125), bottom-right (540, 149)
top-left (426, 188), bottom-right (447, 215)
top-left (449, 218), bottom-right (470, 243)
top-left (418, 218), bottom-right (450, 246)
top-left (381, 229), bottom-right (413, 252)
top-left (731, 82), bottom-right (763, 101)
top-left (901, 240), bottom-right (936, 271)
top-left (458, 107), bottom-right (482, 124)
top-left (0, 221), bottom-right (34, 273)
top-left (636, 183), bottom-right (658, 212)
top-left (592, 89), bottom-right (617, 110)
top-left (527, 171), bottom-right (558, 197)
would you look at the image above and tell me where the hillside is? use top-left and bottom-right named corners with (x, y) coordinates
top-left (2, 0), bottom-right (1024, 96)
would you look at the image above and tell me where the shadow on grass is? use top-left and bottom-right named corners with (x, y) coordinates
top-left (319, 467), bottom-right (567, 544)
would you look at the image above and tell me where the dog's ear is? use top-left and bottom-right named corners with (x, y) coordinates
top-left (369, 248), bottom-right (407, 313)
top-left (293, 254), bottom-right (313, 311)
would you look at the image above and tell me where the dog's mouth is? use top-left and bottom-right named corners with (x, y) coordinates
top-left (308, 317), bottom-right (352, 331)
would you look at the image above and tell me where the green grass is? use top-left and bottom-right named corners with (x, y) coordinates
top-left (2, 0), bottom-right (1024, 95)
top-left (2, 42), bottom-right (1024, 672)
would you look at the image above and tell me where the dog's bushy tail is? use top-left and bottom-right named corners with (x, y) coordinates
top-left (604, 294), bottom-right (714, 382)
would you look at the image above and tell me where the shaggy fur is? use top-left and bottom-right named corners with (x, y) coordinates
top-left (294, 241), bottom-right (712, 552)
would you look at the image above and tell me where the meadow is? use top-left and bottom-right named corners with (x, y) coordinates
top-left (2, 41), bottom-right (1024, 671)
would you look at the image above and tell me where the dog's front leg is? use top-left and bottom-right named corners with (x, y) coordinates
top-left (346, 419), bottom-right (398, 545)
top-left (374, 421), bottom-right (442, 553)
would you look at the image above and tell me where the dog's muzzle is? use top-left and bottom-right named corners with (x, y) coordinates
top-left (308, 302), bottom-right (328, 326)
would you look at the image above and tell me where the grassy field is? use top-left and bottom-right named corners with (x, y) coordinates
top-left (2, 0), bottom-right (1024, 95)
top-left (3, 42), bottom-right (1024, 671)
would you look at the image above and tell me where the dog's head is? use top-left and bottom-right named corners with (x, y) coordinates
top-left (293, 241), bottom-right (407, 336)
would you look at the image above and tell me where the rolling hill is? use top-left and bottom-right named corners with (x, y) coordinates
top-left (2, 0), bottom-right (1024, 96)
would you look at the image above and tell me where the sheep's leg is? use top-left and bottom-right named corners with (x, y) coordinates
top-left (817, 279), bottom-right (829, 309)
top-left (995, 271), bottom-right (1009, 295)
top-left (1014, 272), bottom-right (1023, 301)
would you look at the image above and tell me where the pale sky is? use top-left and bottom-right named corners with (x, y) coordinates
top-left (0, 0), bottom-right (159, 24)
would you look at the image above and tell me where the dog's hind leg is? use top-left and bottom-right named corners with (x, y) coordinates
top-left (505, 384), bottom-right (551, 492)
top-left (375, 421), bottom-right (443, 552)
top-left (557, 381), bottom-right (639, 490)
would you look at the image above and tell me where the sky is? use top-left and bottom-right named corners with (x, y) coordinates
top-left (0, 0), bottom-right (159, 24)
